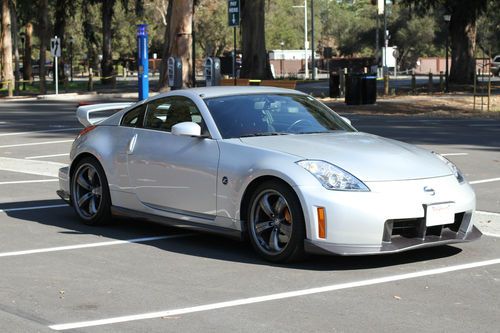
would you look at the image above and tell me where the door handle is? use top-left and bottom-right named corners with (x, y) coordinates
top-left (127, 134), bottom-right (138, 154)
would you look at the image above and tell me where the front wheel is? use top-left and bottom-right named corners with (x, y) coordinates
top-left (247, 180), bottom-right (306, 263)
top-left (71, 157), bottom-right (111, 225)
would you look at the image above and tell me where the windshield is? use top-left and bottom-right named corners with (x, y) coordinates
top-left (204, 94), bottom-right (355, 139)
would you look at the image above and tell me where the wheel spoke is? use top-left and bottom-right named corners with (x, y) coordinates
top-left (273, 196), bottom-right (287, 216)
top-left (78, 192), bottom-right (93, 208)
top-left (268, 227), bottom-right (280, 252)
top-left (259, 193), bottom-right (274, 218)
top-left (87, 167), bottom-right (96, 185)
top-left (77, 173), bottom-right (92, 191)
top-left (278, 222), bottom-right (292, 238)
top-left (89, 197), bottom-right (98, 215)
top-left (93, 186), bottom-right (102, 197)
top-left (255, 220), bottom-right (273, 234)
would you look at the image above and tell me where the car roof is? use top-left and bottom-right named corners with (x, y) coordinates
top-left (149, 86), bottom-right (307, 101)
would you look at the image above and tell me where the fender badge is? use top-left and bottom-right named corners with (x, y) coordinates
top-left (423, 186), bottom-right (435, 196)
top-left (222, 176), bottom-right (228, 185)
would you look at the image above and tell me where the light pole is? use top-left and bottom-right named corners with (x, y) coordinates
top-left (280, 41), bottom-right (285, 78)
top-left (293, 0), bottom-right (308, 80)
top-left (443, 14), bottom-right (451, 92)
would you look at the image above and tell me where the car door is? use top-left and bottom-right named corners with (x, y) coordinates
top-left (126, 96), bottom-right (219, 218)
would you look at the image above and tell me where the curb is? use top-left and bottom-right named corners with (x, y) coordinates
top-left (35, 91), bottom-right (160, 101)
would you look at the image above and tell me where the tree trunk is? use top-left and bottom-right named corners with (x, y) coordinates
top-left (101, 0), bottom-right (116, 85)
top-left (10, 0), bottom-right (20, 95)
top-left (1, 0), bottom-right (14, 96)
top-left (23, 22), bottom-right (33, 83)
top-left (240, 0), bottom-right (272, 79)
top-left (38, 0), bottom-right (48, 94)
top-left (159, 0), bottom-right (193, 89)
top-left (449, 8), bottom-right (476, 85)
top-left (158, 0), bottom-right (173, 91)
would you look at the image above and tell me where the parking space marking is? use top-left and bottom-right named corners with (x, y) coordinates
top-left (476, 210), bottom-right (500, 217)
top-left (0, 140), bottom-right (73, 149)
top-left (0, 179), bottom-right (58, 185)
top-left (0, 157), bottom-right (66, 177)
top-left (25, 153), bottom-right (69, 160)
top-left (49, 258), bottom-right (500, 331)
top-left (0, 204), bottom-right (69, 213)
top-left (0, 234), bottom-right (192, 258)
top-left (483, 233), bottom-right (500, 238)
top-left (441, 153), bottom-right (468, 156)
top-left (0, 128), bottom-right (80, 137)
top-left (469, 177), bottom-right (500, 185)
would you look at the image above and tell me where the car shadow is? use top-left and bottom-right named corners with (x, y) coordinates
top-left (2, 199), bottom-right (463, 272)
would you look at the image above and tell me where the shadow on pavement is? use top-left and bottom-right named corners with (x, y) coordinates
top-left (2, 199), bottom-right (462, 272)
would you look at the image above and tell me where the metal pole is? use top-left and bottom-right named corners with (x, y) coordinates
top-left (70, 40), bottom-right (74, 82)
top-left (311, 0), bottom-right (315, 80)
top-left (233, 27), bottom-right (236, 86)
top-left (383, 0), bottom-right (387, 76)
top-left (445, 27), bottom-right (449, 92)
top-left (192, 4), bottom-right (196, 87)
top-left (55, 36), bottom-right (58, 95)
top-left (304, 0), bottom-right (308, 80)
top-left (376, 13), bottom-right (379, 74)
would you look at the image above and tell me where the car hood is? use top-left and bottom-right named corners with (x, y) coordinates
top-left (239, 132), bottom-right (452, 182)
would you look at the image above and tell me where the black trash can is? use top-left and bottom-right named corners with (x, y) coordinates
top-left (329, 72), bottom-right (341, 98)
top-left (345, 74), bottom-right (363, 105)
top-left (362, 75), bottom-right (377, 104)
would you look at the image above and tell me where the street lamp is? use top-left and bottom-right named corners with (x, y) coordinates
top-left (443, 14), bottom-right (451, 92)
top-left (280, 41), bottom-right (285, 77)
top-left (293, 0), bottom-right (309, 80)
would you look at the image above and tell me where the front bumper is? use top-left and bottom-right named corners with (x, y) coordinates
top-left (296, 175), bottom-right (480, 255)
top-left (57, 166), bottom-right (71, 205)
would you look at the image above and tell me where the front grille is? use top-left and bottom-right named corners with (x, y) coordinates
top-left (383, 212), bottom-right (467, 243)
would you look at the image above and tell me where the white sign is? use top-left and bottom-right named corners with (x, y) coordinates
top-left (50, 37), bottom-right (61, 57)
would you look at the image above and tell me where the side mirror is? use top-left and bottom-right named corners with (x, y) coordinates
top-left (340, 116), bottom-right (352, 126)
top-left (171, 122), bottom-right (202, 137)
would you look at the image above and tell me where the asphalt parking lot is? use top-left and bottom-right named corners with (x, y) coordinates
top-left (0, 99), bottom-right (499, 332)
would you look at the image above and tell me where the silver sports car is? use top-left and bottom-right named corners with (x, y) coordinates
top-left (58, 86), bottom-right (481, 262)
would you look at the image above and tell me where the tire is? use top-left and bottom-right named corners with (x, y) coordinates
top-left (247, 180), bottom-right (306, 263)
top-left (71, 157), bottom-right (111, 226)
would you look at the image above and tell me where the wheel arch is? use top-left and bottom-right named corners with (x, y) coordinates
top-left (240, 175), bottom-right (307, 235)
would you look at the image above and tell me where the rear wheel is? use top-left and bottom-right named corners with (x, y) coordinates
top-left (71, 157), bottom-right (111, 225)
top-left (247, 180), bottom-right (306, 263)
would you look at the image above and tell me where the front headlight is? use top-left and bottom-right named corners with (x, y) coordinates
top-left (432, 152), bottom-right (465, 183)
top-left (297, 160), bottom-right (370, 191)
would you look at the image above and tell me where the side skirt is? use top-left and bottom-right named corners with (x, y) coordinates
top-left (111, 206), bottom-right (244, 240)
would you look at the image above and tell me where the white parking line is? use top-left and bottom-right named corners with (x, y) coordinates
top-left (0, 157), bottom-right (66, 177)
top-left (483, 233), bottom-right (500, 238)
top-left (476, 210), bottom-right (500, 217)
top-left (0, 128), bottom-right (80, 137)
top-left (441, 153), bottom-right (468, 156)
top-left (25, 153), bottom-right (69, 160)
top-left (0, 204), bottom-right (68, 213)
top-left (0, 234), bottom-right (192, 258)
top-left (0, 179), bottom-right (58, 185)
top-left (0, 139), bottom-right (73, 149)
top-left (469, 177), bottom-right (500, 185)
top-left (49, 258), bottom-right (500, 331)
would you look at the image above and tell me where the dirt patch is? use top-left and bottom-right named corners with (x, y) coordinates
top-left (319, 93), bottom-right (500, 118)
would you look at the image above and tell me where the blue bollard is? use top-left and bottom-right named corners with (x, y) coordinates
top-left (137, 24), bottom-right (149, 101)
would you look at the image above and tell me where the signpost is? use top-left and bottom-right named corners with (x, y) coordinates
top-left (228, 0), bottom-right (240, 85)
top-left (137, 24), bottom-right (149, 100)
top-left (50, 36), bottom-right (61, 95)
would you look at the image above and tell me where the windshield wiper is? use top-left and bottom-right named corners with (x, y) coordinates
top-left (295, 130), bottom-right (337, 134)
top-left (239, 132), bottom-right (290, 138)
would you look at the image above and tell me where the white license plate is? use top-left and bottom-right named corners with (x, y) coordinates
top-left (426, 202), bottom-right (455, 227)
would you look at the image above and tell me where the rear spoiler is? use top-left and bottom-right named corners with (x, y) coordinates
top-left (76, 102), bottom-right (134, 127)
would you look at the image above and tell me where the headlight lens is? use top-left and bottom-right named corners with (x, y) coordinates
top-left (297, 160), bottom-right (370, 191)
top-left (433, 152), bottom-right (465, 183)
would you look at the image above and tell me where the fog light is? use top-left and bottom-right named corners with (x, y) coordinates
top-left (317, 207), bottom-right (326, 239)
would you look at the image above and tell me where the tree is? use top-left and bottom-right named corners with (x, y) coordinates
top-left (158, 0), bottom-right (194, 89)
top-left (38, 0), bottom-right (49, 94)
top-left (23, 22), bottom-right (33, 84)
top-left (54, 0), bottom-right (76, 80)
top-left (401, 0), bottom-right (489, 84)
top-left (1, 0), bottom-right (14, 96)
top-left (101, 0), bottom-right (116, 84)
top-left (240, 0), bottom-right (272, 79)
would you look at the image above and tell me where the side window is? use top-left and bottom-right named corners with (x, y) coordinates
top-left (144, 96), bottom-right (206, 133)
top-left (121, 104), bottom-right (146, 127)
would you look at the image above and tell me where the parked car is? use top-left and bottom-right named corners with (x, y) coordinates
top-left (57, 86), bottom-right (481, 262)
